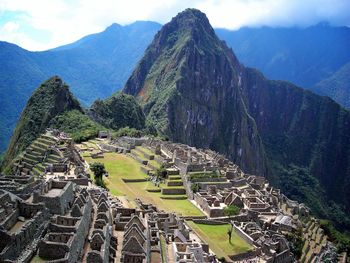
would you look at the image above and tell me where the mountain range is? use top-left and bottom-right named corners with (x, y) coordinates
top-left (120, 9), bottom-right (350, 231)
top-left (3, 9), bottom-right (350, 236)
top-left (0, 21), bottom-right (161, 153)
top-left (1, 19), bottom-right (350, 154)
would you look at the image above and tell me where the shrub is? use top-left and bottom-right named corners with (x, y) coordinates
top-left (90, 162), bottom-right (106, 180)
top-left (50, 110), bottom-right (104, 143)
top-left (223, 205), bottom-right (240, 218)
top-left (112, 127), bottom-right (143, 138)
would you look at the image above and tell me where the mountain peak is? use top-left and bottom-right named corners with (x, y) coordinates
top-left (104, 23), bottom-right (122, 32)
top-left (123, 9), bottom-right (266, 176)
top-left (171, 8), bottom-right (210, 26)
top-left (2, 76), bottom-right (81, 169)
top-left (161, 8), bottom-right (216, 42)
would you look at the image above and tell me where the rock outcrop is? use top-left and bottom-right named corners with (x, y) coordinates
top-left (123, 8), bottom-right (350, 228)
top-left (124, 9), bottom-right (267, 176)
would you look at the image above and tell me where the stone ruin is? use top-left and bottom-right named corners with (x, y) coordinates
top-left (0, 189), bottom-right (50, 262)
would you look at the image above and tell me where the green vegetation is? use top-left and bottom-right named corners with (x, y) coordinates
top-left (155, 164), bottom-right (167, 180)
top-left (91, 93), bottom-right (145, 130)
top-left (90, 162), bottom-right (106, 179)
top-left (285, 230), bottom-right (304, 258)
top-left (0, 153), bottom-right (3, 170)
top-left (83, 151), bottom-right (203, 216)
top-left (30, 255), bottom-right (48, 262)
top-left (90, 162), bottom-right (108, 189)
top-left (270, 160), bottom-right (350, 232)
top-left (186, 222), bottom-right (253, 259)
top-left (191, 183), bottom-right (199, 193)
top-left (223, 205), bottom-right (240, 218)
top-left (320, 220), bottom-right (350, 253)
top-left (188, 171), bottom-right (219, 181)
top-left (112, 127), bottom-right (143, 138)
top-left (2, 76), bottom-right (81, 169)
top-left (0, 22), bottom-right (160, 153)
top-left (50, 110), bottom-right (105, 143)
top-left (314, 62), bottom-right (350, 108)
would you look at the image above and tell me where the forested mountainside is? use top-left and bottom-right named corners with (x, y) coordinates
top-left (2, 8), bottom-right (350, 234)
top-left (313, 62), bottom-right (350, 108)
top-left (123, 9), bottom-right (267, 176)
top-left (242, 68), bottom-right (350, 230)
top-left (119, 9), bottom-right (350, 230)
top-left (2, 19), bottom-right (349, 154)
top-left (0, 21), bottom-right (161, 152)
top-left (2, 76), bottom-right (82, 169)
top-left (2, 76), bottom-right (147, 172)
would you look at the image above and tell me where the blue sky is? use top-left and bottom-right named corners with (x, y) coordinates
top-left (1, 0), bottom-right (349, 51)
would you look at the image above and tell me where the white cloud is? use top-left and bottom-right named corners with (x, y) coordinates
top-left (3, 21), bottom-right (20, 32)
top-left (0, 0), bottom-right (349, 51)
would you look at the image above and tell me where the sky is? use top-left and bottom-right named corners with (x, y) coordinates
top-left (0, 0), bottom-right (349, 51)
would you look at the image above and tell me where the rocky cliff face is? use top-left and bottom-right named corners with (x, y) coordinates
top-left (124, 9), bottom-right (267, 176)
top-left (242, 68), bottom-right (350, 228)
top-left (2, 76), bottom-right (81, 169)
top-left (123, 8), bottom-right (350, 228)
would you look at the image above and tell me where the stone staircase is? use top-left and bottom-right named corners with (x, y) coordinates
top-left (13, 133), bottom-right (60, 176)
top-left (301, 219), bottom-right (327, 263)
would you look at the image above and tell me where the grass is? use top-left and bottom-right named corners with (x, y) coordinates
top-left (148, 159), bottom-right (161, 169)
top-left (137, 146), bottom-right (154, 156)
top-left (83, 151), bottom-right (203, 217)
top-left (30, 256), bottom-right (47, 263)
top-left (186, 222), bottom-right (253, 259)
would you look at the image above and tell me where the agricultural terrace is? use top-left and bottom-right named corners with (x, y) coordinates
top-left (82, 146), bottom-right (203, 217)
top-left (186, 221), bottom-right (253, 260)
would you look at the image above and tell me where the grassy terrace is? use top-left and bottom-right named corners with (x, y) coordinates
top-left (83, 152), bottom-right (203, 217)
top-left (186, 222), bottom-right (253, 259)
top-left (148, 159), bottom-right (161, 169)
top-left (138, 146), bottom-right (154, 156)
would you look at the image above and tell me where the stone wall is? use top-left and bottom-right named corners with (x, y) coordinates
top-left (33, 180), bottom-right (74, 215)
top-left (0, 208), bottom-right (50, 261)
top-left (161, 188), bottom-right (186, 195)
top-left (39, 194), bottom-right (92, 263)
top-left (229, 249), bottom-right (260, 262)
top-left (192, 219), bottom-right (227, 225)
top-left (232, 224), bottom-right (255, 245)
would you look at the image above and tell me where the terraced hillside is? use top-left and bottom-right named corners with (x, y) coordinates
top-left (80, 140), bottom-right (203, 217)
top-left (11, 133), bottom-right (63, 176)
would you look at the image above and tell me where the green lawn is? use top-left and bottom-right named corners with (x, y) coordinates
top-left (83, 152), bottom-right (203, 217)
top-left (148, 159), bottom-right (161, 169)
top-left (186, 222), bottom-right (253, 259)
top-left (30, 256), bottom-right (47, 263)
top-left (137, 146), bottom-right (155, 156)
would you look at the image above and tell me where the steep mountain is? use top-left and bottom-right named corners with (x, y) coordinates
top-left (2, 21), bottom-right (350, 154)
top-left (242, 69), bottom-right (350, 229)
top-left (122, 9), bottom-right (350, 229)
top-left (123, 9), bottom-right (267, 176)
top-left (314, 62), bottom-right (350, 108)
top-left (2, 76), bottom-right (81, 169)
top-left (216, 24), bottom-right (350, 90)
top-left (0, 21), bottom-right (161, 153)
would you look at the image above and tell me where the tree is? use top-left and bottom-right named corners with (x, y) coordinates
top-left (223, 205), bottom-right (240, 218)
top-left (155, 165), bottom-right (167, 180)
top-left (227, 227), bottom-right (233, 243)
top-left (90, 162), bottom-right (106, 181)
top-left (191, 183), bottom-right (199, 193)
